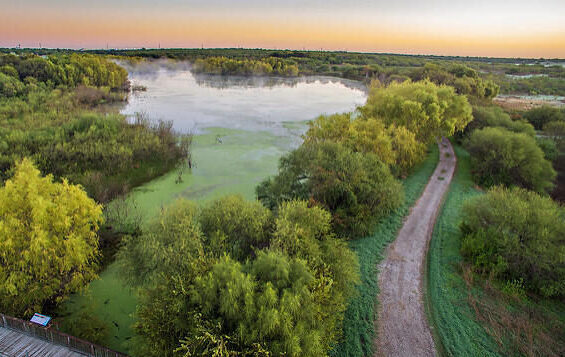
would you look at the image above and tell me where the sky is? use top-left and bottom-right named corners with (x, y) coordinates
top-left (1, 0), bottom-right (564, 58)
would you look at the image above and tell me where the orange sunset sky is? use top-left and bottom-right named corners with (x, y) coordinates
top-left (1, 0), bottom-right (564, 58)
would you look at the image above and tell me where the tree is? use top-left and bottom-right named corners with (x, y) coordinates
top-left (117, 197), bottom-right (359, 356)
top-left (0, 158), bottom-right (103, 316)
top-left (360, 80), bottom-right (473, 144)
top-left (523, 105), bottom-right (564, 130)
top-left (304, 113), bottom-right (396, 167)
top-left (543, 120), bottom-right (565, 150)
top-left (460, 187), bottom-right (565, 297)
top-left (0, 72), bottom-right (25, 97)
top-left (465, 127), bottom-right (556, 193)
top-left (117, 199), bottom-right (206, 287)
top-left (199, 195), bottom-right (273, 261)
top-left (257, 142), bottom-right (404, 238)
top-left (464, 105), bottom-right (535, 137)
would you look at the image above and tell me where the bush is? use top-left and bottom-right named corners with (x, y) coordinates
top-left (465, 127), bottom-right (556, 193)
top-left (0, 72), bottom-right (25, 97)
top-left (536, 137), bottom-right (559, 162)
top-left (460, 187), bottom-right (565, 297)
top-left (257, 142), bottom-right (404, 238)
top-left (465, 105), bottom-right (535, 136)
top-left (523, 105), bottom-right (564, 130)
top-left (543, 120), bottom-right (565, 150)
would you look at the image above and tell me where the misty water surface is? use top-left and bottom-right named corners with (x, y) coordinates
top-left (121, 63), bottom-right (367, 136)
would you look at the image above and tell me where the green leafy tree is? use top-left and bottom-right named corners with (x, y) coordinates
top-left (117, 199), bottom-right (206, 287)
top-left (199, 195), bottom-right (273, 261)
top-left (117, 197), bottom-right (359, 356)
top-left (464, 105), bottom-right (535, 137)
top-left (543, 120), bottom-right (565, 150)
top-left (304, 113), bottom-right (396, 167)
top-left (257, 142), bottom-right (403, 238)
top-left (465, 127), bottom-right (556, 193)
top-left (460, 187), bottom-right (565, 297)
top-left (523, 105), bottom-right (564, 130)
top-left (0, 72), bottom-right (25, 97)
top-left (0, 158), bottom-right (103, 316)
top-left (360, 80), bottom-right (473, 144)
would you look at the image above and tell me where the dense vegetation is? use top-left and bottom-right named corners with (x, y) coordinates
top-left (0, 53), bottom-right (190, 203)
top-left (7, 47), bottom-right (565, 96)
top-left (463, 105), bottom-right (535, 136)
top-left (259, 80), bottom-right (472, 239)
top-left (1, 48), bottom-right (563, 356)
top-left (465, 127), bottom-right (556, 193)
top-left (0, 159), bottom-right (102, 316)
top-left (428, 145), bottom-right (565, 357)
top-left (461, 187), bottom-right (565, 298)
top-left (117, 197), bottom-right (359, 356)
top-left (522, 105), bottom-right (565, 130)
top-left (257, 142), bottom-right (403, 238)
top-left (429, 81), bottom-right (565, 354)
top-left (192, 56), bottom-right (299, 76)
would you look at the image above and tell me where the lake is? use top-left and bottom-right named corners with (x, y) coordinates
top-left (60, 62), bottom-right (367, 353)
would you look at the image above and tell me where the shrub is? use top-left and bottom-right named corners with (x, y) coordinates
top-left (543, 120), bottom-right (565, 150)
top-left (523, 105), bottom-right (564, 130)
top-left (460, 187), bottom-right (565, 297)
top-left (465, 105), bottom-right (535, 136)
top-left (465, 127), bottom-right (556, 193)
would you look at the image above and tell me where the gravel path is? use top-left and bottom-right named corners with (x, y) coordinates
top-left (375, 138), bottom-right (456, 357)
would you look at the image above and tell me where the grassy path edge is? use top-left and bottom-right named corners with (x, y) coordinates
top-left (332, 144), bottom-right (439, 356)
top-left (425, 142), bottom-right (500, 357)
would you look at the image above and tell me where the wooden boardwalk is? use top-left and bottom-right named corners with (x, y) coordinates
top-left (0, 326), bottom-right (85, 357)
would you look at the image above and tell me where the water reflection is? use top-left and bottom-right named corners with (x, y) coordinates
top-left (121, 63), bottom-right (367, 135)
top-left (191, 73), bottom-right (367, 92)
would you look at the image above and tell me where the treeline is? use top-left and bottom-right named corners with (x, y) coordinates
top-left (192, 56), bottom-right (299, 76)
top-left (0, 53), bottom-right (128, 92)
top-left (0, 53), bottom-right (189, 203)
top-left (76, 47), bottom-right (565, 96)
top-left (113, 80), bottom-right (473, 356)
top-left (7, 47), bottom-right (564, 95)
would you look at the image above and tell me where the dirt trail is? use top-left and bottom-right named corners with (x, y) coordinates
top-left (375, 138), bottom-right (456, 357)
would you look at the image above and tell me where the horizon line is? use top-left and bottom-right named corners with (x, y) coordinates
top-left (2, 46), bottom-right (564, 61)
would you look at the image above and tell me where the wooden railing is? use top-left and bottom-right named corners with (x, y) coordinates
top-left (0, 313), bottom-right (128, 357)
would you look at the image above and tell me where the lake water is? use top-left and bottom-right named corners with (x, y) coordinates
top-left (60, 64), bottom-right (367, 354)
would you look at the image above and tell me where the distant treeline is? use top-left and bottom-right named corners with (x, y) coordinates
top-left (3, 47), bottom-right (564, 95)
top-left (192, 56), bottom-right (299, 76)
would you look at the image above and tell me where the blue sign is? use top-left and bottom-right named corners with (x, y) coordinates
top-left (30, 313), bottom-right (51, 326)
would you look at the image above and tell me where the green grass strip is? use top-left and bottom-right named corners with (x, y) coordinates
top-left (426, 144), bottom-right (500, 356)
top-left (332, 145), bottom-right (439, 357)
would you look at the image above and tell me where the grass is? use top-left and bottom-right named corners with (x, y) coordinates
top-left (426, 143), bottom-right (501, 356)
top-left (332, 144), bottom-right (439, 356)
top-left (427, 143), bottom-right (565, 356)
